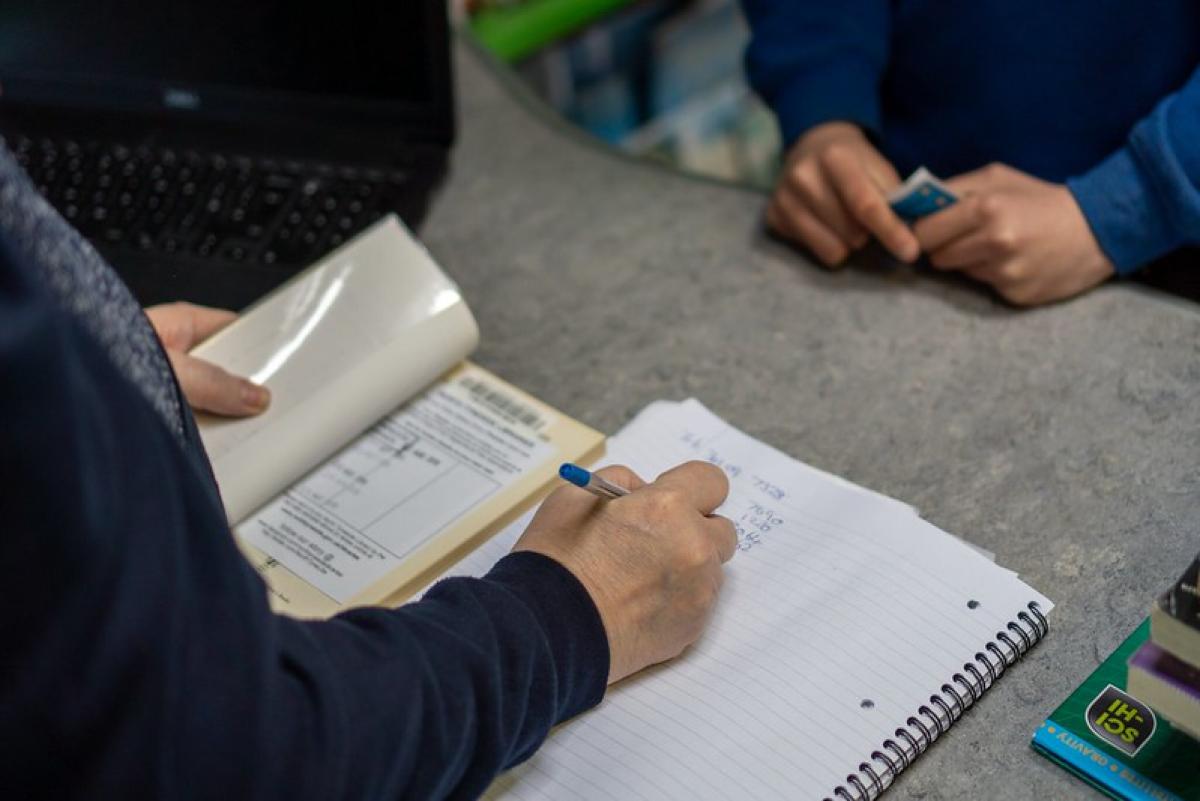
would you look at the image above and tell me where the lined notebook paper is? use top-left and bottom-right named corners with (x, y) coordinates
top-left (428, 400), bottom-right (1053, 800)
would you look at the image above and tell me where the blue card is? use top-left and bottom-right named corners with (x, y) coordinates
top-left (888, 167), bottom-right (957, 221)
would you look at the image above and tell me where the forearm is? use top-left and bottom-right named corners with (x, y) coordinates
top-left (741, 0), bottom-right (890, 147)
top-left (1067, 63), bottom-right (1200, 272)
top-left (9, 540), bottom-right (607, 801)
top-left (275, 552), bottom-right (609, 801)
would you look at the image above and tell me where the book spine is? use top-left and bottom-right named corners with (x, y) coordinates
top-left (826, 601), bottom-right (1049, 801)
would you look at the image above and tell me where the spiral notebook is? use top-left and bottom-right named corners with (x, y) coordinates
top-left (428, 399), bottom-right (1053, 800)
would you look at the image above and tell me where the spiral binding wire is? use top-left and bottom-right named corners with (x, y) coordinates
top-left (824, 601), bottom-right (1048, 801)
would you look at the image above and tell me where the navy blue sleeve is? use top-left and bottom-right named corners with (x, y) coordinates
top-left (741, 0), bottom-right (891, 148)
top-left (1067, 63), bottom-right (1200, 274)
top-left (0, 237), bottom-right (609, 800)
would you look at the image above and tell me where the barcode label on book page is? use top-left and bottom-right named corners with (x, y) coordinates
top-left (459, 374), bottom-right (554, 433)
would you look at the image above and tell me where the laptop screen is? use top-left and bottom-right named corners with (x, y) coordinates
top-left (0, 1), bottom-right (452, 141)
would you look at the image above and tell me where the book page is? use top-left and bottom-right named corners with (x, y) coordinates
top-left (235, 363), bottom-right (605, 619)
top-left (425, 400), bottom-right (1053, 801)
top-left (192, 216), bottom-right (480, 524)
top-left (237, 370), bottom-right (553, 605)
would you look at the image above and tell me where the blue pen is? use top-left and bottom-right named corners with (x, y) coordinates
top-left (559, 463), bottom-right (630, 500)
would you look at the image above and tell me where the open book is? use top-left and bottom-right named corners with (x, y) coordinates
top-left (191, 216), bottom-right (604, 618)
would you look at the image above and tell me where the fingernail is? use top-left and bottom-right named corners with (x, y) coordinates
top-left (242, 383), bottom-right (270, 410)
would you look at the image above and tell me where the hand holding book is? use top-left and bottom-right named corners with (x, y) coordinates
top-left (187, 217), bottom-right (606, 618)
top-left (146, 302), bottom-right (271, 417)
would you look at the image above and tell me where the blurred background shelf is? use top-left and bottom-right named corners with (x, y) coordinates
top-left (463, 0), bottom-right (782, 189)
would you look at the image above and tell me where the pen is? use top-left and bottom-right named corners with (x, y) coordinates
top-left (559, 463), bottom-right (630, 500)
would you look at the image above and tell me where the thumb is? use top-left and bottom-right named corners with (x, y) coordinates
top-left (944, 175), bottom-right (984, 199)
top-left (591, 464), bottom-right (647, 495)
top-left (653, 460), bottom-right (730, 516)
top-left (943, 164), bottom-right (1014, 198)
top-left (166, 351), bottom-right (270, 417)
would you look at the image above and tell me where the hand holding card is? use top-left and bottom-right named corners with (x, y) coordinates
top-left (766, 122), bottom-right (920, 265)
top-left (910, 163), bottom-right (1113, 306)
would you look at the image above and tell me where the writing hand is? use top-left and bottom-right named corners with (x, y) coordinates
top-left (913, 164), bottom-right (1115, 306)
top-left (513, 461), bottom-right (737, 684)
top-left (145, 302), bottom-right (271, 417)
top-left (767, 121), bottom-right (919, 266)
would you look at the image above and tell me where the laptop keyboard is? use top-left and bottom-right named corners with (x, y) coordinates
top-left (6, 134), bottom-right (417, 269)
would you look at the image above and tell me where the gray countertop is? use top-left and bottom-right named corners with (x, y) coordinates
top-left (421, 40), bottom-right (1200, 800)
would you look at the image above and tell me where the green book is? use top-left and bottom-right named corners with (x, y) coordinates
top-left (1032, 620), bottom-right (1200, 800)
top-left (469, 0), bottom-right (635, 62)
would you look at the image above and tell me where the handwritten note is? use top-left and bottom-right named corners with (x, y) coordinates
top-left (427, 400), bottom-right (1052, 800)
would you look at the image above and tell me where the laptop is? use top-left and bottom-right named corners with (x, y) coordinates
top-left (0, 0), bottom-right (454, 310)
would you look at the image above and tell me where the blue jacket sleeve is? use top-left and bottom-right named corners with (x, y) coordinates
top-left (0, 238), bottom-right (609, 800)
top-left (1067, 63), bottom-right (1200, 274)
top-left (740, 0), bottom-right (891, 148)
